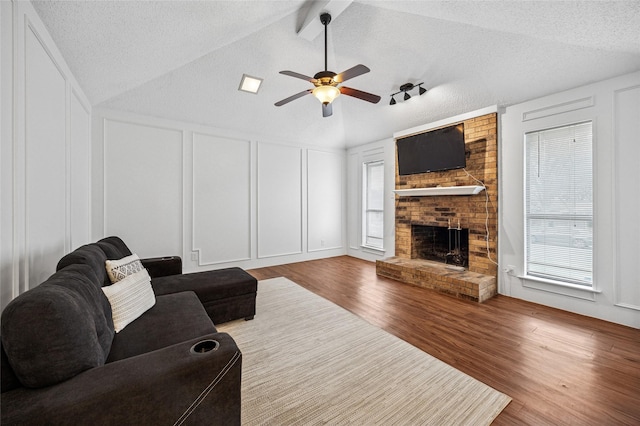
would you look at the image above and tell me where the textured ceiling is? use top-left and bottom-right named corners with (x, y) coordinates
top-left (32, 0), bottom-right (640, 149)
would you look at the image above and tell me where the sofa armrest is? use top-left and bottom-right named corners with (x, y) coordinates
top-left (141, 255), bottom-right (182, 278)
top-left (1, 333), bottom-right (241, 426)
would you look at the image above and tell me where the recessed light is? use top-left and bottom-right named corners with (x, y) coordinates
top-left (238, 74), bottom-right (263, 94)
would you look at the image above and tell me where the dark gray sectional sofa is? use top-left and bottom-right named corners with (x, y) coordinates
top-left (1, 236), bottom-right (257, 425)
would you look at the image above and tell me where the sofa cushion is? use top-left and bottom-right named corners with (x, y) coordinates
top-left (102, 269), bottom-right (156, 333)
top-left (1, 342), bottom-right (21, 392)
top-left (57, 244), bottom-right (111, 286)
top-left (97, 236), bottom-right (133, 259)
top-left (106, 291), bottom-right (215, 362)
top-left (105, 253), bottom-right (145, 283)
top-left (1, 271), bottom-right (111, 388)
top-left (48, 264), bottom-right (115, 354)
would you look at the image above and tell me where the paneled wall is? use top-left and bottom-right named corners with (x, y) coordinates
top-left (0, 1), bottom-right (92, 309)
top-left (103, 120), bottom-right (183, 257)
top-left (192, 133), bottom-right (251, 265)
top-left (69, 91), bottom-right (92, 249)
top-left (614, 86), bottom-right (640, 313)
top-left (257, 143), bottom-right (303, 258)
top-left (92, 109), bottom-right (345, 272)
top-left (307, 150), bottom-right (344, 252)
top-left (501, 70), bottom-right (640, 328)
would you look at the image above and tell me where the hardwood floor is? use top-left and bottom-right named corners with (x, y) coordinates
top-left (247, 256), bottom-right (640, 425)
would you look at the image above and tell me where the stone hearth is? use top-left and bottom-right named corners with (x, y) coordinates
top-left (376, 257), bottom-right (496, 302)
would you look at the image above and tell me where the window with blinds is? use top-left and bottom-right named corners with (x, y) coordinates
top-left (362, 160), bottom-right (384, 250)
top-left (525, 121), bottom-right (593, 286)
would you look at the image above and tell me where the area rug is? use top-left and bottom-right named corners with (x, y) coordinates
top-left (218, 277), bottom-right (511, 425)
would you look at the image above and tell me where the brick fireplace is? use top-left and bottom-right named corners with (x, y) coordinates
top-left (376, 113), bottom-right (498, 302)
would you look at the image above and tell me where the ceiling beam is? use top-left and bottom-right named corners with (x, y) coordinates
top-left (297, 0), bottom-right (353, 42)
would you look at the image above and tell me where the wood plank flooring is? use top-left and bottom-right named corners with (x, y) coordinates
top-left (247, 256), bottom-right (640, 425)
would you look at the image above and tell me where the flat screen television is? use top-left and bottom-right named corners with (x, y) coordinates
top-left (396, 123), bottom-right (466, 175)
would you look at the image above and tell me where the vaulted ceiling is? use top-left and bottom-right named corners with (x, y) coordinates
top-left (32, 1), bottom-right (640, 148)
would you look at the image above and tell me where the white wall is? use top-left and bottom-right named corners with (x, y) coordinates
top-left (346, 138), bottom-right (396, 262)
top-left (92, 109), bottom-right (346, 272)
top-left (1, 1), bottom-right (92, 310)
top-left (500, 70), bottom-right (640, 328)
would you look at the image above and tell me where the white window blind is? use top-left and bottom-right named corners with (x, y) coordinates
top-left (525, 121), bottom-right (593, 286)
top-left (363, 160), bottom-right (384, 250)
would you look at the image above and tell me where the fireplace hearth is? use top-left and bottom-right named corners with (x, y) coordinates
top-left (412, 224), bottom-right (469, 268)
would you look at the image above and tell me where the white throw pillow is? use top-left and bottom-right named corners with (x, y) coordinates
top-left (102, 269), bottom-right (156, 333)
top-left (105, 253), bottom-right (144, 283)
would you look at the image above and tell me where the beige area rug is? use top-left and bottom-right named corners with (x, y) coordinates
top-left (218, 277), bottom-right (511, 425)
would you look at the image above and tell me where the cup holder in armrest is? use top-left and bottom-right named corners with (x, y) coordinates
top-left (190, 339), bottom-right (220, 354)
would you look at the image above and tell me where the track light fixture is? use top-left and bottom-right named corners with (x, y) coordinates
top-left (389, 82), bottom-right (426, 105)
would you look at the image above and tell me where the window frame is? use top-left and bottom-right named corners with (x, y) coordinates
top-left (361, 160), bottom-right (385, 251)
top-left (523, 120), bottom-right (595, 288)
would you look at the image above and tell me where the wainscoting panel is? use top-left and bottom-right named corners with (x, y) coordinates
top-left (192, 133), bottom-right (251, 264)
top-left (69, 90), bottom-right (91, 250)
top-left (614, 85), bottom-right (640, 311)
top-left (522, 96), bottom-right (594, 122)
top-left (307, 150), bottom-right (343, 252)
top-left (25, 24), bottom-right (67, 289)
top-left (104, 119), bottom-right (183, 258)
top-left (347, 152), bottom-right (361, 250)
top-left (257, 143), bottom-right (302, 258)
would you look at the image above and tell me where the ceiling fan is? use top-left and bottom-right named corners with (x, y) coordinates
top-left (274, 13), bottom-right (381, 117)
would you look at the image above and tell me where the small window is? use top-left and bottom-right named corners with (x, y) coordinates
top-left (525, 121), bottom-right (593, 285)
top-left (362, 160), bottom-right (384, 250)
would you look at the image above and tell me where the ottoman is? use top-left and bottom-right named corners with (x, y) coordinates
top-left (151, 267), bottom-right (257, 325)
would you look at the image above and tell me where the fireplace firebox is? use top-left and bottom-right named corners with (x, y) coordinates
top-left (411, 224), bottom-right (469, 268)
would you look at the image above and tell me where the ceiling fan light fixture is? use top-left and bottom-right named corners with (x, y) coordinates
top-left (313, 85), bottom-right (340, 104)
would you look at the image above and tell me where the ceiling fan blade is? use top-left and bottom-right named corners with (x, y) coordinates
top-left (279, 70), bottom-right (317, 83)
top-left (322, 103), bottom-right (333, 117)
top-left (334, 64), bottom-right (370, 83)
top-left (275, 89), bottom-right (312, 106)
top-left (340, 86), bottom-right (381, 104)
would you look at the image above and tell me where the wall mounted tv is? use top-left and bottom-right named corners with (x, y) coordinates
top-left (396, 123), bottom-right (466, 175)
